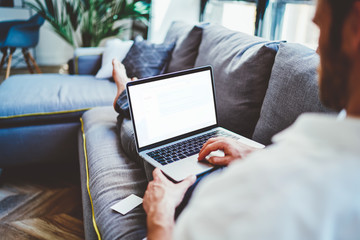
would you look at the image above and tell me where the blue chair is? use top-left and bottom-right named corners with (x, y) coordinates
top-left (0, 14), bottom-right (45, 79)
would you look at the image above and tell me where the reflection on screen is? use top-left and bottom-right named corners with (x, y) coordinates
top-left (128, 70), bottom-right (217, 148)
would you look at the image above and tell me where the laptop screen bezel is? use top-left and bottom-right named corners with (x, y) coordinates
top-left (126, 65), bottom-right (219, 152)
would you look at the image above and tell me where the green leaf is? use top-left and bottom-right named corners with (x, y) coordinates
top-left (26, 0), bottom-right (150, 47)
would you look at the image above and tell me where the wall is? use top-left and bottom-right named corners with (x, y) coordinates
top-left (36, 22), bottom-right (74, 66)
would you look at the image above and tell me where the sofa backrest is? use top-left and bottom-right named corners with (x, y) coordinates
top-left (194, 24), bottom-right (281, 138)
top-left (164, 23), bottom-right (336, 144)
top-left (252, 43), bottom-right (337, 145)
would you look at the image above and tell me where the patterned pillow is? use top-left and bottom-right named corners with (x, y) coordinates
top-left (122, 40), bottom-right (175, 79)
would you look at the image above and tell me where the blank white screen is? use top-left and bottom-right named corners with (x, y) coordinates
top-left (128, 70), bottom-right (217, 148)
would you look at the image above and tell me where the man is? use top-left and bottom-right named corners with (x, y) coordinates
top-left (139, 0), bottom-right (360, 239)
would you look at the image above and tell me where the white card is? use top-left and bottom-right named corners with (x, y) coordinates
top-left (111, 194), bottom-right (143, 215)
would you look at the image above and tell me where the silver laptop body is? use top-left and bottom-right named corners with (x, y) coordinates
top-left (127, 66), bottom-right (264, 182)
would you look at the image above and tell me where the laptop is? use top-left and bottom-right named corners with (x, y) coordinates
top-left (126, 66), bottom-right (264, 182)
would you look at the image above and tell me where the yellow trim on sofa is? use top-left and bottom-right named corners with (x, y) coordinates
top-left (0, 108), bottom-right (92, 120)
top-left (80, 117), bottom-right (102, 240)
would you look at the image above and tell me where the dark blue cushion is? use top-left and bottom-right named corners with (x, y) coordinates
top-left (0, 122), bottom-right (79, 167)
top-left (122, 40), bottom-right (175, 79)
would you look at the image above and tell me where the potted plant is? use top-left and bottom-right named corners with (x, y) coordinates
top-left (25, 0), bottom-right (150, 48)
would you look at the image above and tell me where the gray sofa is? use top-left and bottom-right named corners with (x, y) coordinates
top-left (77, 22), bottom-right (335, 240)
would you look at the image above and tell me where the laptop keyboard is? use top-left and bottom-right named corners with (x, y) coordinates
top-left (147, 130), bottom-right (237, 166)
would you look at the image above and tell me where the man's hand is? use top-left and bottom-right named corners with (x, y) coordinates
top-left (143, 168), bottom-right (196, 240)
top-left (198, 137), bottom-right (258, 166)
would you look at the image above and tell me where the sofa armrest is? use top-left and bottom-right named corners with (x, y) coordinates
top-left (69, 47), bottom-right (105, 75)
top-left (73, 55), bottom-right (102, 75)
top-left (78, 107), bottom-right (147, 239)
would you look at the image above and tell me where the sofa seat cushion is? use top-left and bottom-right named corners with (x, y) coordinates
top-left (78, 107), bottom-right (147, 240)
top-left (252, 43), bottom-right (336, 145)
top-left (0, 74), bottom-right (116, 127)
top-left (194, 24), bottom-right (281, 138)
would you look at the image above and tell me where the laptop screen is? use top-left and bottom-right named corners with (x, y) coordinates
top-left (127, 67), bottom-right (217, 149)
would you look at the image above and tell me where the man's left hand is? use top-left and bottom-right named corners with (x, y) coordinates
top-left (143, 168), bottom-right (196, 240)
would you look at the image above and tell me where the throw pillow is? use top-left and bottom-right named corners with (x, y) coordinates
top-left (194, 24), bottom-right (281, 138)
top-left (122, 40), bottom-right (175, 79)
top-left (252, 43), bottom-right (336, 145)
top-left (95, 39), bottom-right (133, 79)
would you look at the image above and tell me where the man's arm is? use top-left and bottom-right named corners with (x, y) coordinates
top-left (143, 168), bottom-right (196, 240)
top-left (143, 138), bottom-right (261, 239)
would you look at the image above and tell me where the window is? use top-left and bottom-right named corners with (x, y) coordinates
top-left (203, 0), bottom-right (257, 35)
top-left (203, 0), bottom-right (318, 49)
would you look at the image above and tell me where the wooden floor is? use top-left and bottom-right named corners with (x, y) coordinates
top-left (0, 163), bottom-right (84, 240)
top-left (0, 64), bottom-right (84, 239)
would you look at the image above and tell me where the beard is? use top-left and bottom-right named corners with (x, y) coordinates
top-left (318, 46), bottom-right (350, 111)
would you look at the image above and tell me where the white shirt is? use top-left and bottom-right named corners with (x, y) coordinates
top-left (174, 113), bottom-right (360, 240)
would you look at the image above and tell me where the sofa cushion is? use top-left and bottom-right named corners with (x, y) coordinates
top-left (0, 74), bottom-right (116, 127)
top-left (78, 107), bottom-right (147, 239)
top-left (0, 122), bottom-right (79, 167)
top-left (122, 40), bottom-right (175, 79)
top-left (252, 43), bottom-right (336, 145)
top-left (194, 24), bottom-right (280, 138)
top-left (164, 21), bottom-right (205, 73)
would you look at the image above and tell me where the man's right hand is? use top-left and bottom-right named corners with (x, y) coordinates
top-left (198, 137), bottom-right (258, 166)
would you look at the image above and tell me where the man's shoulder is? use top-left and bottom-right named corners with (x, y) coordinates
top-left (272, 113), bottom-right (360, 153)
